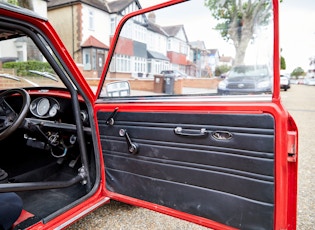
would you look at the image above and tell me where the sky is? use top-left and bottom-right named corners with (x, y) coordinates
top-left (139, 0), bottom-right (315, 73)
top-left (279, 0), bottom-right (315, 73)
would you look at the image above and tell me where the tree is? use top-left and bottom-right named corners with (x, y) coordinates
top-left (280, 48), bottom-right (286, 70)
top-left (280, 56), bottom-right (286, 70)
top-left (204, 0), bottom-right (282, 65)
top-left (215, 65), bottom-right (231, 77)
top-left (8, 0), bottom-right (33, 10)
top-left (291, 67), bottom-right (305, 79)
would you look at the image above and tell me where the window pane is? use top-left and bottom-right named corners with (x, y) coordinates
top-left (102, 0), bottom-right (274, 99)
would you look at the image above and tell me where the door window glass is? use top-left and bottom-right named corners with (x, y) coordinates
top-left (100, 0), bottom-right (274, 99)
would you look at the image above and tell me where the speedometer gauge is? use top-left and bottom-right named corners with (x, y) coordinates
top-left (49, 104), bottom-right (59, 117)
top-left (36, 97), bottom-right (50, 116)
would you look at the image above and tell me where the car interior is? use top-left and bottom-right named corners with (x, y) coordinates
top-left (0, 25), bottom-right (96, 228)
top-left (0, 90), bottom-right (96, 223)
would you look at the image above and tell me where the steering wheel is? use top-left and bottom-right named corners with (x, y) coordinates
top-left (0, 89), bottom-right (30, 141)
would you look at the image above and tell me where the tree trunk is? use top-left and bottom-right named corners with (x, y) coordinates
top-left (224, 0), bottom-right (269, 65)
top-left (229, 17), bottom-right (254, 65)
top-left (234, 34), bottom-right (252, 65)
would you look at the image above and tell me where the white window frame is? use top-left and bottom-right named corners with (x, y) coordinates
top-left (89, 10), bottom-right (95, 31)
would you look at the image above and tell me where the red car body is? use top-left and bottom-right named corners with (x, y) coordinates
top-left (0, 0), bottom-right (298, 229)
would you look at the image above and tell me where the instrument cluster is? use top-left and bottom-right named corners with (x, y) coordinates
top-left (30, 96), bottom-right (60, 118)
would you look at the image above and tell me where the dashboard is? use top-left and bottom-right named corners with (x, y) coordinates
top-left (4, 90), bottom-right (90, 132)
top-left (27, 94), bottom-right (89, 126)
top-left (4, 91), bottom-right (88, 127)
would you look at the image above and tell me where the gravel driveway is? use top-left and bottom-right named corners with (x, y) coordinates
top-left (280, 85), bottom-right (315, 230)
top-left (67, 84), bottom-right (314, 230)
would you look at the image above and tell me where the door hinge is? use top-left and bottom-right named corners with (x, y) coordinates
top-left (287, 131), bottom-right (297, 162)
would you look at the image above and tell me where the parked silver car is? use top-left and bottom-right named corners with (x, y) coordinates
top-left (160, 70), bottom-right (189, 78)
top-left (280, 74), bottom-right (291, 91)
top-left (304, 77), bottom-right (315, 86)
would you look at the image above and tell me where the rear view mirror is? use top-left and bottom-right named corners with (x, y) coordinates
top-left (105, 81), bottom-right (130, 97)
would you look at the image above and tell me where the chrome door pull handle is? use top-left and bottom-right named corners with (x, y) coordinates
top-left (174, 127), bottom-right (208, 137)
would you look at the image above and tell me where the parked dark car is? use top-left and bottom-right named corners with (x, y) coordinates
top-left (217, 65), bottom-right (272, 95)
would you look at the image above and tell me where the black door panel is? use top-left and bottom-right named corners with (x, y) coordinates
top-left (97, 111), bottom-right (275, 229)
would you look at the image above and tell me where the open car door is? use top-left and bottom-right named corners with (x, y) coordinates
top-left (94, 0), bottom-right (298, 229)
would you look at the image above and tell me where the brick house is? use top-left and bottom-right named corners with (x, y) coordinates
top-left (47, 0), bottom-right (195, 79)
top-left (0, 0), bottom-right (209, 80)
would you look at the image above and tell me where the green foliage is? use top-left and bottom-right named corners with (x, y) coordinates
top-left (280, 56), bottom-right (286, 70)
top-left (3, 61), bottom-right (53, 76)
top-left (7, 0), bottom-right (18, 5)
top-left (215, 65), bottom-right (231, 77)
top-left (291, 67), bottom-right (305, 78)
top-left (10, 0), bottom-right (33, 9)
top-left (204, 0), bottom-right (274, 64)
top-left (204, 0), bottom-right (272, 41)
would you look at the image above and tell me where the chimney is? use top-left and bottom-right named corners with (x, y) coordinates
top-left (148, 12), bottom-right (156, 23)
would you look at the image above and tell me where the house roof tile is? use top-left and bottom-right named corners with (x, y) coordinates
top-left (162, 25), bottom-right (183, 37)
top-left (147, 22), bottom-right (167, 36)
top-left (47, 0), bottom-right (142, 14)
top-left (47, 0), bottom-right (109, 12)
top-left (189, 40), bottom-right (206, 49)
top-left (107, 0), bottom-right (135, 13)
top-left (81, 35), bottom-right (109, 49)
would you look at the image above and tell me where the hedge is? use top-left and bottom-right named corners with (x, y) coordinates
top-left (3, 61), bottom-right (54, 76)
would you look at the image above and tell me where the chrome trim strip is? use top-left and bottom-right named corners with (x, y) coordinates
top-left (96, 95), bottom-right (273, 104)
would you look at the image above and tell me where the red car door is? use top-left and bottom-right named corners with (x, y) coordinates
top-left (93, 0), bottom-right (298, 229)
